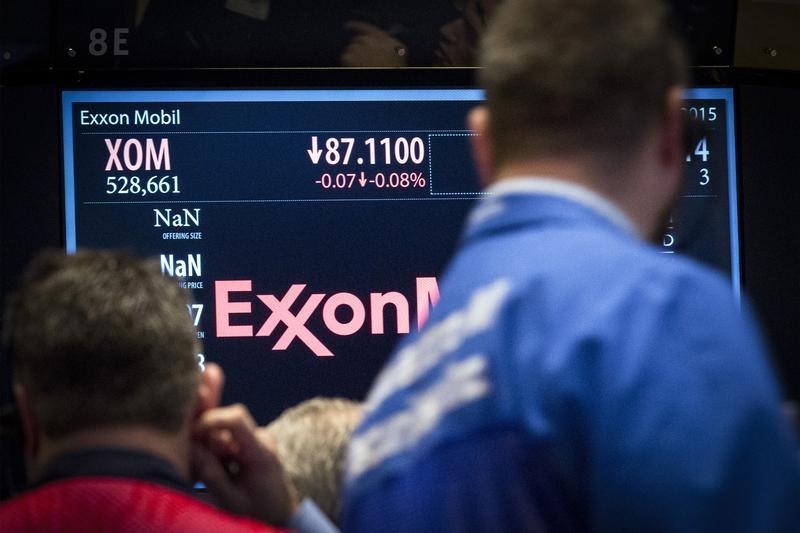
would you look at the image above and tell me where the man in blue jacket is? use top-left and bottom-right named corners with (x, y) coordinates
top-left (342, 0), bottom-right (800, 530)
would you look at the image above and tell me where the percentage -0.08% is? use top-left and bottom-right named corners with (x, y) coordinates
top-left (316, 171), bottom-right (426, 189)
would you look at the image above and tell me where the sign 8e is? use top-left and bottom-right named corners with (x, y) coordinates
top-left (89, 28), bottom-right (130, 56)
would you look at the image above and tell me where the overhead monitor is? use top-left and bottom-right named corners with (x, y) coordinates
top-left (61, 87), bottom-right (739, 422)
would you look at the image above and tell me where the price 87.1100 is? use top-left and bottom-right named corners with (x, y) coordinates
top-left (307, 136), bottom-right (426, 166)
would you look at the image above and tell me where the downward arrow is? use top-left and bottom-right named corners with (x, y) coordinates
top-left (359, 173), bottom-right (367, 187)
top-left (307, 136), bottom-right (322, 164)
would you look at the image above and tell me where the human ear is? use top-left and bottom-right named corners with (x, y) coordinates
top-left (661, 86), bottom-right (686, 174)
top-left (468, 105), bottom-right (495, 185)
top-left (13, 383), bottom-right (40, 457)
top-left (194, 362), bottom-right (225, 418)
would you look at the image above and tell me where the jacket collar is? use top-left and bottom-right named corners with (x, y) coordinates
top-left (34, 447), bottom-right (191, 495)
top-left (464, 177), bottom-right (639, 244)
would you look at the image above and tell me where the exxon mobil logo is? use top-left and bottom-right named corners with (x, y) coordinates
top-left (215, 278), bottom-right (440, 356)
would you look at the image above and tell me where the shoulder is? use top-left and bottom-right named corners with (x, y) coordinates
top-left (499, 240), bottom-right (774, 427)
top-left (505, 228), bottom-right (744, 334)
top-left (0, 478), bottom-right (281, 533)
top-left (530, 243), bottom-right (761, 374)
top-left (458, 216), bottom-right (736, 319)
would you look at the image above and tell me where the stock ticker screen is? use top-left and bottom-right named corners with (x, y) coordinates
top-left (62, 88), bottom-right (740, 422)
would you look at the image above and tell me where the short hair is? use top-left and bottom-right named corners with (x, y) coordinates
top-left (479, 0), bottom-right (688, 166)
top-left (265, 397), bottom-right (363, 523)
top-left (4, 249), bottom-right (201, 438)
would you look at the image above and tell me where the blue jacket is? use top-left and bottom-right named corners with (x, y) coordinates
top-left (343, 190), bottom-right (800, 532)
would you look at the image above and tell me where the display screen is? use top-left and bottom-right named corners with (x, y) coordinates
top-left (62, 87), bottom-right (740, 422)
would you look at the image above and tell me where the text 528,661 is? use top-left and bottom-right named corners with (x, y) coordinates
top-left (106, 175), bottom-right (180, 196)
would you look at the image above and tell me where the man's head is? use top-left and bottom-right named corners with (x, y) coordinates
top-left (4, 249), bottom-right (220, 472)
top-left (261, 397), bottom-right (363, 523)
top-left (469, 0), bottom-right (688, 240)
top-left (474, 0), bottom-right (688, 172)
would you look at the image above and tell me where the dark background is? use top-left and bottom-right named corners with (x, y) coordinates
top-left (0, 1), bottom-right (739, 70)
top-left (2, 0), bottom-right (800, 498)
